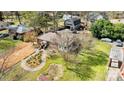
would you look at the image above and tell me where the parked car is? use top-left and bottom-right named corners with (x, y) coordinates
top-left (115, 39), bottom-right (123, 47)
top-left (101, 38), bottom-right (112, 43)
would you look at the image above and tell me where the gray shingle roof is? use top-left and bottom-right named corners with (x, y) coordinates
top-left (110, 47), bottom-right (124, 62)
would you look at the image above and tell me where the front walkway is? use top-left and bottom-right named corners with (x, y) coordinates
top-left (0, 42), bottom-right (35, 69)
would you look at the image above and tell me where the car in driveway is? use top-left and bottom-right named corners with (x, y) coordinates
top-left (101, 38), bottom-right (112, 43)
top-left (115, 39), bottom-right (123, 47)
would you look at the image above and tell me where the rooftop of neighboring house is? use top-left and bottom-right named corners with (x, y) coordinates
top-left (109, 47), bottom-right (124, 62)
top-left (37, 32), bottom-right (57, 43)
top-left (37, 29), bottom-right (73, 43)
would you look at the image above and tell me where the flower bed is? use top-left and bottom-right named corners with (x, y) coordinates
top-left (21, 49), bottom-right (46, 71)
top-left (26, 52), bottom-right (41, 68)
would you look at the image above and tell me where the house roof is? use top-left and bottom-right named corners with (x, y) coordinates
top-left (37, 32), bottom-right (58, 43)
top-left (109, 47), bottom-right (124, 62)
top-left (37, 29), bottom-right (73, 42)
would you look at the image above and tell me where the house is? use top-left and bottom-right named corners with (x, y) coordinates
top-left (107, 47), bottom-right (124, 80)
top-left (37, 32), bottom-right (59, 49)
top-left (63, 14), bottom-right (72, 21)
top-left (109, 47), bottom-right (123, 68)
top-left (119, 48), bottom-right (124, 80)
top-left (37, 29), bottom-right (72, 49)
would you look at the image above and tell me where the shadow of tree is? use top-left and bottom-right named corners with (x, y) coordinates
top-left (66, 49), bottom-right (109, 80)
top-left (80, 50), bottom-right (108, 66)
top-left (66, 63), bottom-right (95, 80)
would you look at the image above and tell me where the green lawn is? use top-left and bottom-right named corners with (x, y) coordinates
top-left (1, 40), bottom-right (111, 81)
top-left (0, 30), bottom-right (8, 34)
top-left (61, 40), bottom-right (111, 80)
top-left (0, 38), bottom-right (21, 53)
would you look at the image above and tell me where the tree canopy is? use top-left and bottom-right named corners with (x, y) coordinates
top-left (90, 19), bottom-right (124, 40)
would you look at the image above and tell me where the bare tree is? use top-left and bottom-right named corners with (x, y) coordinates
top-left (52, 11), bottom-right (58, 32)
top-left (56, 32), bottom-right (82, 54)
top-left (0, 12), bottom-right (3, 21)
top-left (0, 48), bottom-right (15, 79)
top-left (15, 11), bottom-right (21, 24)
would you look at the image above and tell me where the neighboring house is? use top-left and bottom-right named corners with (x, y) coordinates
top-left (37, 29), bottom-right (72, 49)
top-left (109, 47), bottom-right (123, 68)
top-left (87, 12), bottom-right (105, 22)
top-left (37, 32), bottom-right (58, 44)
top-left (109, 47), bottom-right (123, 62)
top-left (107, 47), bottom-right (124, 80)
top-left (37, 32), bottom-right (59, 49)
top-left (63, 14), bottom-right (72, 21)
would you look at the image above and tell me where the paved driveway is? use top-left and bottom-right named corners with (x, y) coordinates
top-left (107, 46), bottom-right (123, 81)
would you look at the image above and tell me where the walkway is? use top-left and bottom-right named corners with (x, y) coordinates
top-left (0, 42), bottom-right (35, 70)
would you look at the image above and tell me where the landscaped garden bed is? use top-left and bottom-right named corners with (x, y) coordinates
top-left (26, 52), bottom-right (41, 68)
top-left (21, 49), bottom-right (46, 71)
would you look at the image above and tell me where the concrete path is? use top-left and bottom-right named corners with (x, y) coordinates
top-left (106, 68), bottom-right (120, 81)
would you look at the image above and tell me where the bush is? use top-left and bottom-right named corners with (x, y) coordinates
top-left (90, 19), bottom-right (113, 39)
top-left (23, 31), bottom-right (36, 42)
top-left (113, 23), bottom-right (124, 40)
top-left (90, 19), bottom-right (124, 40)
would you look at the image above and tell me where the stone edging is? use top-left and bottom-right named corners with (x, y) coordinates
top-left (21, 49), bottom-right (46, 72)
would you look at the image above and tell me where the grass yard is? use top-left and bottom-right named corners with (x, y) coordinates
top-left (61, 40), bottom-right (111, 80)
top-left (1, 55), bottom-right (65, 80)
top-left (1, 40), bottom-right (111, 81)
top-left (0, 38), bottom-right (21, 53)
top-left (0, 30), bottom-right (8, 34)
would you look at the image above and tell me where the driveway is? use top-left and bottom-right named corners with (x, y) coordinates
top-left (106, 46), bottom-right (123, 81)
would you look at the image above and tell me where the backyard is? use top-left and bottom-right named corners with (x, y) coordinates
top-left (1, 40), bottom-right (111, 80)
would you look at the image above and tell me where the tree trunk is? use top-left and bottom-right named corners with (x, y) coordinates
top-left (15, 11), bottom-right (21, 24)
top-left (53, 11), bottom-right (58, 32)
top-left (0, 12), bottom-right (3, 21)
